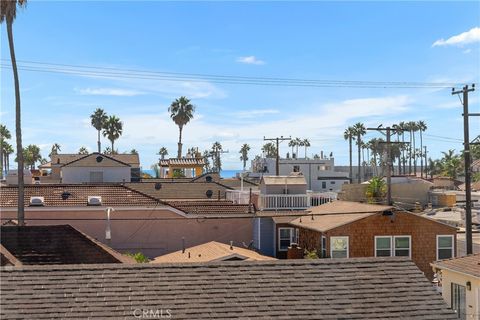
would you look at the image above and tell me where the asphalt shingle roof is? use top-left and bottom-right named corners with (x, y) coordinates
top-left (0, 258), bottom-right (457, 319)
top-left (126, 181), bottom-right (231, 200)
top-left (432, 253), bottom-right (480, 278)
top-left (0, 185), bottom-right (160, 207)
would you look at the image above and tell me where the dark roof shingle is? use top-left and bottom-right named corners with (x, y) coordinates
top-left (0, 258), bottom-right (457, 319)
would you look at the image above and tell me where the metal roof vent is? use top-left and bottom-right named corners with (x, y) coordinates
top-left (206, 190), bottom-right (213, 198)
top-left (96, 156), bottom-right (103, 163)
top-left (87, 196), bottom-right (102, 206)
top-left (29, 197), bottom-right (45, 206)
top-left (154, 182), bottom-right (162, 190)
top-left (205, 175), bottom-right (212, 182)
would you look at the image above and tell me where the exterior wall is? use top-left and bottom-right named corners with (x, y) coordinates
top-left (0, 208), bottom-right (253, 259)
top-left (260, 184), bottom-right (307, 195)
top-left (253, 217), bottom-right (275, 257)
top-left (275, 223), bottom-right (298, 259)
top-left (297, 211), bottom-right (457, 280)
top-left (438, 269), bottom-right (480, 320)
top-left (62, 167), bottom-right (131, 184)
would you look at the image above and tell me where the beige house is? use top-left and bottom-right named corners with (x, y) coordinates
top-left (431, 254), bottom-right (480, 320)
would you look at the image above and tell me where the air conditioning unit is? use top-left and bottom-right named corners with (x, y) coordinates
top-left (29, 196), bottom-right (45, 206)
top-left (87, 196), bottom-right (102, 206)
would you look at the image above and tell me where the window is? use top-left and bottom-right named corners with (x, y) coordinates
top-left (451, 283), bottom-right (466, 320)
top-left (322, 182), bottom-right (327, 189)
top-left (330, 181), bottom-right (335, 184)
top-left (374, 236), bottom-right (411, 257)
top-left (330, 236), bottom-right (349, 258)
top-left (321, 236), bottom-right (327, 258)
top-left (394, 236), bottom-right (411, 257)
top-left (437, 235), bottom-right (454, 260)
top-left (375, 236), bottom-right (392, 257)
top-left (278, 228), bottom-right (294, 251)
top-left (293, 165), bottom-right (300, 172)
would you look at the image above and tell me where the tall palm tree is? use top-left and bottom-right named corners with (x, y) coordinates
top-left (409, 121), bottom-right (419, 175)
top-left (295, 137), bottom-right (303, 157)
top-left (262, 142), bottom-right (277, 158)
top-left (288, 139), bottom-right (296, 158)
top-left (90, 108), bottom-right (108, 153)
top-left (49, 143), bottom-right (61, 157)
top-left (3, 142), bottom-right (14, 174)
top-left (78, 146), bottom-right (89, 155)
top-left (168, 96), bottom-right (195, 158)
top-left (417, 120), bottom-right (427, 178)
top-left (397, 121), bottom-right (407, 175)
top-left (344, 127), bottom-right (355, 183)
top-left (353, 122), bottom-right (366, 183)
top-left (303, 138), bottom-right (311, 158)
top-left (211, 141), bottom-right (223, 172)
top-left (1, 0), bottom-right (27, 225)
top-left (0, 124), bottom-right (11, 179)
top-left (102, 115), bottom-right (123, 152)
top-left (239, 143), bottom-right (250, 170)
top-left (26, 144), bottom-right (41, 169)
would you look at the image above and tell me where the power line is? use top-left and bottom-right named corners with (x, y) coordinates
top-left (0, 59), bottom-right (469, 89)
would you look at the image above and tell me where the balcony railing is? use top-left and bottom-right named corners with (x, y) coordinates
top-left (226, 190), bottom-right (336, 210)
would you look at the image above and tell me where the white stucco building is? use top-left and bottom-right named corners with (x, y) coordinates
top-left (250, 156), bottom-right (349, 192)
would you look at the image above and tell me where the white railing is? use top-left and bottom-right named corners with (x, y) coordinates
top-left (226, 190), bottom-right (255, 204)
top-left (259, 193), bottom-right (336, 210)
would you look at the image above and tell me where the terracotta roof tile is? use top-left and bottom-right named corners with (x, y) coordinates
top-left (0, 258), bottom-right (458, 319)
top-left (51, 153), bottom-right (139, 166)
top-left (126, 181), bottom-right (231, 200)
top-left (0, 184), bottom-right (160, 207)
top-left (159, 158), bottom-right (205, 166)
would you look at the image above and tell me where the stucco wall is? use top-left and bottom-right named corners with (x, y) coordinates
top-left (62, 167), bottom-right (131, 184)
top-left (0, 208), bottom-right (253, 259)
top-left (437, 269), bottom-right (480, 319)
top-left (296, 211), bottom-right (457, 280)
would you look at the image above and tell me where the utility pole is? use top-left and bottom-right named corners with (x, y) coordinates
top-left (263, 136), bottom-right (291, 176)
top-left (452, 84), bottom-right (476, 255)
top-left (368, 126), bottom-right (409, 205)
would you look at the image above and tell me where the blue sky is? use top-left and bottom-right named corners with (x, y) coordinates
top-left (1, 1), bottom-right (479, 170)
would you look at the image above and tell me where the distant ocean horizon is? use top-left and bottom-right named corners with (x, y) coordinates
top-left (142, 169), bottom-right (242, 179)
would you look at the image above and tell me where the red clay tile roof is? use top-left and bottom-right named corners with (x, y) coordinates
top-left (126, 181), bottom-right (231, 200)
top-left (431, 254), bottom-right (480, 278)
top-left (0, 225), bottom-right (132, 265)
top-left (0, 184), bottom-right (160, 207)
top-left (51, 153), bottom-right (140, 167)
top-left (159, 158), bottom-right (205, 166)
top-left (62, 153), bottom-right (131, 167)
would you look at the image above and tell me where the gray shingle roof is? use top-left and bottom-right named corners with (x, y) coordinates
top-left (0, 258), bottom-right (457, 319)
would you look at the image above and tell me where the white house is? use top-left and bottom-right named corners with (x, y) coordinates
top-left (250, 156), bottom-right (349, 192)
top-left (61, 153), bottom-right (132, 184)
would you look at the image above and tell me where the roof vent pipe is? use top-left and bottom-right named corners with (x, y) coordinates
top-left (105, 207), bottom-right (115, 240)
top-left (182, 237), bottom-right (185, 253)
top-left (230, 241), bottom-right (233, 250)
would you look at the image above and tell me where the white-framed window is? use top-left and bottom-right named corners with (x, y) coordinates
top-left (437, 235), bottom-right (454, 260)
top-left (321, 236), bottom-right (327, 258)
top-left (375, 236), bottom-right (392, 257)
top-left (278, 228), bottom-right (294, 251)
top-left (374, 235), bottom-right (411, 257)
top-left (330, 236), bottom-right (349, 258)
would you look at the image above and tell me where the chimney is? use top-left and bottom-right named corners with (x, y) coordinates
top-left (287, 243), bottom-right (304, 259)
top-left (188, 252), bottom-right (191, 259)
top-left (320, 151), bottom-right (324, 159)
top-left (230, 241), bottom-right (234, 250)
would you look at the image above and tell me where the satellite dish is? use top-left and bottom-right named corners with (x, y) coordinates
top-left (154, 182), bottom-right (162, 190)
top-left (206, 190), bottom-right (213, 198)
top-left (96, 156), bottom-right (103, 163)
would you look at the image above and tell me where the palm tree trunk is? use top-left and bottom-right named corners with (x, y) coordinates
top-left (7, 20), bottom-right (24, 225)
top-left (0, 139), bottom-right (3, 179)
top-left (413, 132), bottom-right (416, 175)
top-left (97, 130), bottom-right (101, 153)
top-left (420, 131), bottom-right (423, 178)
top-left (291, 145), bottom-right (294, 156)
top-left (409, 131), bottom-right (412, 175)
top-left (401, 133), bottom-right (405, 175)
top-left (111, 140), bottom-right (114, 153)
top-left (357, 134), bottom-right (361, 183)
top-left (177, 126), bottom-right (183, 158)
top-left (348, 137), bottom-right (352, 183)
top-left (304, 146), bottom-right (307, 158)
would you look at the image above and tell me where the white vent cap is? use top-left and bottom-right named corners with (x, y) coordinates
top-left (87, 196), bottom-right (102, 206)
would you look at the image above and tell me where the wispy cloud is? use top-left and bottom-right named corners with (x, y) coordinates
top-left (433, 27), bottom-right (480, 47)
top-left (231, 108), bottom-right (280, 118)
top-left (76, 87), bottom-right (145, 96)
top-left (236, 56), bottom-right (265, 65)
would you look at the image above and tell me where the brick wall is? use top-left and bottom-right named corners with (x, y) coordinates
top-left (298, 211), bottom-right (456, 280)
